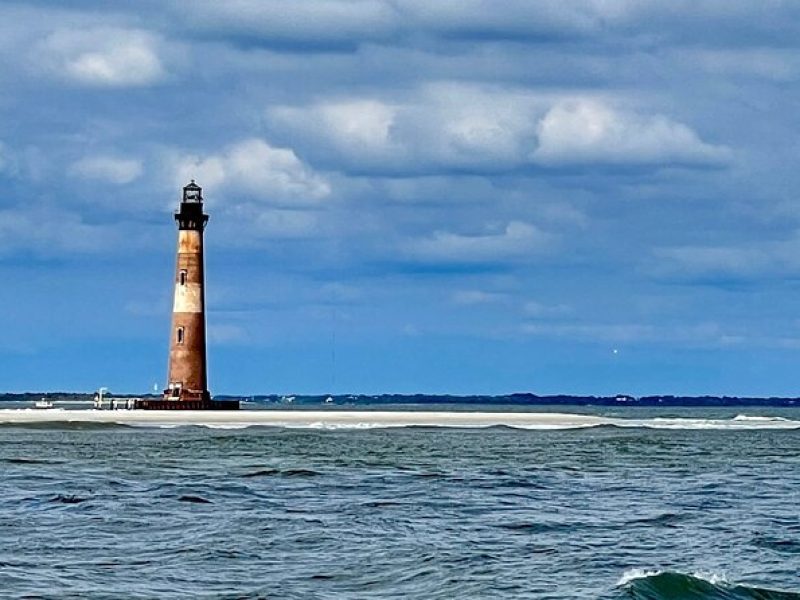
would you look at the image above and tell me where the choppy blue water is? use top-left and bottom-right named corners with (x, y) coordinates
top-left (1, 406), bottom-right (799, 599)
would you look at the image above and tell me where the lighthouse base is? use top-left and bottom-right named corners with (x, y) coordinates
top-left (135, 395), bottom-right (239, 410)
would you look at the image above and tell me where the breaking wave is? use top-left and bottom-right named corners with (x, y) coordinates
top-left (614, 570), bottom-right (800, 599)
top-left (622, 415), bottom-right (800, 431)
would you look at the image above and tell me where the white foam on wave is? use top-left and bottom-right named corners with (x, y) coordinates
top-left (616, 568), bottom-right (729, 587)
top-left (691, 570), bottom-right (729, 585)
top-left (194, 423), bottom-right (253, 429)
top-left (144, 421), bottom-right (604, 431)
top-left (118, 418), bottom-right (800, 431)
top-left (622, 416), bottom-right (800, 430)
top-left (733, 414), bottom-right (789, 422)
top-left (296, 421), bottom-right (391, 430)
top-left (616, 568), bottom-right (663, 586)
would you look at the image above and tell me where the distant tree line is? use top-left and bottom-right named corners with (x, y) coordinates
top-left (2, 392), bottom-right (798, 406)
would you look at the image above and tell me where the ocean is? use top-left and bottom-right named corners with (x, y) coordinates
top-left (0, 404), bottom-right (798, 599)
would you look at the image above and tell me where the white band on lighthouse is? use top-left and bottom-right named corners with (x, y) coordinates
top-left (173, 229), bottom-right (204, 313)
top-left (173, 282), bottom-right (203, 313)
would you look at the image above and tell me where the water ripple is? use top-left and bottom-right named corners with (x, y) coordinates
top-left (0, 422), bottom-right (798, 598)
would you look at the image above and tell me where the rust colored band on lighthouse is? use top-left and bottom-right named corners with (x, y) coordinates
top-left (167, 312), bottom-right (207, 396)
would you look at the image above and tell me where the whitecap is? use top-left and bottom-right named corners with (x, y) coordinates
top-left (616, 568), bottom-right (728, 587)
top-left (691, 570), bottom-right (729, 585)
top-left (616, 568), bottom-right (662, 586)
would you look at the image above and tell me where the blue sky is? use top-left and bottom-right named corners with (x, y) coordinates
top-left (2, 1), bottom-right (800, 396)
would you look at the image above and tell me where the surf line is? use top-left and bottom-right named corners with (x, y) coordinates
top-left (0, 410), bottom-right (799, 430)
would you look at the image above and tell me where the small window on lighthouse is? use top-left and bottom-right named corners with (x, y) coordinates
top-left (177, 327), bottom-right (185, 344)
top-left (179, 270), bottom-right (187, 286)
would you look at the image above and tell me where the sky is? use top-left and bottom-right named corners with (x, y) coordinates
top-left (2, 1), bottom-right (800, 396)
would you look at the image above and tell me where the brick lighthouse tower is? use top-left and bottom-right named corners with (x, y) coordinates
top-left (164, 179), bottom-right (210, 405)
top-left (137, 181), bottom-right (237, 410)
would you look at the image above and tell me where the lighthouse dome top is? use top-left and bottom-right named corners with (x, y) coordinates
top-left (182, 180), bottom-right (202, 203)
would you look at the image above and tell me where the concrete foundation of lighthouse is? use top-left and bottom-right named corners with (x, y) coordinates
top-left (136, 181), bottom-right (238, 411)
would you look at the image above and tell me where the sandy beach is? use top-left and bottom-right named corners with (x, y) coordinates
top-left (1, 408), bottom-right (799, 430)
top-left (0, 408), bottom-right (609, 429)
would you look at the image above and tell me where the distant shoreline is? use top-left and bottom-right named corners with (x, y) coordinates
top-left (2, 392), bottom-right (799, 407)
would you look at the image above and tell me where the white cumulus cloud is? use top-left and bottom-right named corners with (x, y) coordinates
top-left (69, 156), bottom-right (143, 184)
top-left (267, 85), bottom-right (540, 173)
top-left (176, 138), bottom-right (331, 204)
top-left (533, 99), bottom-right (731, 166)
top-left (172, 138), bottom-right (330, 206)
top-left (268, 88), bottom-right (729, 174)
top-left (314, 100), bottom-right (396, 153)
top-left (36, 28), bottom-right (165, 87)
top-left (167, 139), bottom-right (331, 245)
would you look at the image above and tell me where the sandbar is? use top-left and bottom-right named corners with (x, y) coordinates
top-left (0, 408), bottom-right (607, 429)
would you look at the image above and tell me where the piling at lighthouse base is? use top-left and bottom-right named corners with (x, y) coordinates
top-left (134, 399), bottom-right (239, 410)
top-left (134, 388), bottom-right (239, 410)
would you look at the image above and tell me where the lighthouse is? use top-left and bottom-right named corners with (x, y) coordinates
top-left (165, 179), bottom-right (209, 404)
top-left (136, 181), bottom-right (237, 410)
